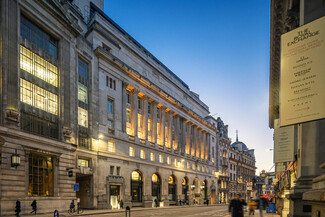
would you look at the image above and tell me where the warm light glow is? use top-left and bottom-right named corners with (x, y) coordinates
top-left (108, 141), bottom-right (115, 152)
top-left (129, 146), bottom-right (135, 157)
top-left (78, 107), bottom-right (88, 127)
top-left (20, 78), bottom-right (58, 115)
top-left (131, 171), bottom-right (141, 181)
top-left (20, 45), bottom-right (58, 87)
top-left (140, 149), bottom-right (145, 159)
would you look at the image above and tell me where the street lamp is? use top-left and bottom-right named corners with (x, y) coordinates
top-left (11, 150), bottom-right (20, 168)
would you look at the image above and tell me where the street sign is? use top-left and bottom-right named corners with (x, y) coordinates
top-left (73, 183), bottom-right (79, 191)
top-left (274, 125), bottom-right (295, 163)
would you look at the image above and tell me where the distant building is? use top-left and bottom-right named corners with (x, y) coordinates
top-left (228, 133), bottom-right (256, 201)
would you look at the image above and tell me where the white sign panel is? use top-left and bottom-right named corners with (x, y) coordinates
top-left (280, 16), bottom-right (325, 126)
top-left (274, 125), bottom-right (295, 163)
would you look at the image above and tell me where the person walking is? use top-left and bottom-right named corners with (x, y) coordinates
top-left (229, 193), bottom-right (247, 217)
top-left (248, 199), bottom-right (257, 215)
top-left (257, 195), bottom-right (268, 217)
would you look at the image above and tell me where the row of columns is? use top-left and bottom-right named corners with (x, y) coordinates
top-left (122, 84), bottom-right (210, 160)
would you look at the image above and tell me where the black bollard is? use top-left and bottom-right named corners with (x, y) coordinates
top-left (54, 210), bottom-right (59, 217)
top-left (15, 200), bottom-right (21, 217)
top-left (125, 206), bottom-right (131, 217)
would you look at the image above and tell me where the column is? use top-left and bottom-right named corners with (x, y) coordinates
top-left (192, 124), bottom-right (196, 157)
top-left (167, 111), bottom-right (173, 148)
top-left (131, 89), bottom-right (139, 137)
top-left (121, 81), bottom-right (128, 133)
top-left (176, 115), bottom-right (181, 153)
top-left (196, 127), bottom-right (200, 158)
top-left (181, 119), bottom-right (186, 155)
top-left (185, 122), bottom-right (190, 155)
top-left (143, 96), bottom-right (148, 140)
top-left (173, 114), bottom-right (179, 151)
top-left (208, 134), bottom-right (211, 161)
top-left (161, 107), bottom-right (166, 146)
top-left (152, 102), bottom-right (158, 143)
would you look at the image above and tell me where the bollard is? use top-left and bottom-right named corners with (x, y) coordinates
top-left (125, 206), bottom-right (131, 217)
top-left (15, 200), bottom-right (21, 217)
top-left (54, 210), bottom-right (59, 217)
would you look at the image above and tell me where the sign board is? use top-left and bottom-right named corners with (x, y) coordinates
top-left (247, 182), bottom-right (252, 191)
top-left (274, 125), bottom-right (295, 163)
top-left (73, 183), bottom-right (79, 191)
top-left (280, 16), bottom-right (325, 126)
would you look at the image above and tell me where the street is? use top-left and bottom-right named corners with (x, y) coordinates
top-left (35, 205), bottom-right (278, 217)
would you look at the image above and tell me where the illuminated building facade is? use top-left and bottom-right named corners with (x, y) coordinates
top-left (0, 0), bottom-right (222, 215)
top-left (228, 135), bottom-right (256, 202)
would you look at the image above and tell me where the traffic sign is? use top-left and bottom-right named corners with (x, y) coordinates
top-left (73, 183), bottom-right (79, 191)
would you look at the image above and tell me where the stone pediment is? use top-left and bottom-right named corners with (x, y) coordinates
top-left (107, 175), bottom-right (124, 184)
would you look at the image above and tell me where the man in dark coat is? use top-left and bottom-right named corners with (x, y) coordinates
top-left (229, 194), bottom-right (247, 217)
top-left (257, 195), bottom-right (268, 217)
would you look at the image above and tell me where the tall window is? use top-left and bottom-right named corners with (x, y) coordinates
top-left (129, 146), bottom-right (135, 157)
top-left (131, 171), bottom-right (143, 202)
top-left (108, 141), bottom-right (115, 152)
top-left (159, 154), bottom-right (163, 163)
top-left (107, 99), bottom-right (113, 113)
top-left (21, 15), bottom-right (58, 58)
top-left (78, 58), bottom-right (88, 82)
top-left (20, 46), bottom-right (58, 87)
top-left (78, 83), bottom-right (88, 104)
top-left (148, 119), bottom-right (152, 141)
top-left (28, 154), bottom-right (53, 196)
top-left (148, 103), bottom-right (151, 114)
top-left (150, 152), bottom-right (155, 161)
top-left (138, 97), bottom-right (142, 110)
top-left (20, 79), bottom-right (58, 115)
top-left (107, 119), bottom-right (113, 130)
top-left (78, 107), bottom-right (88, 127)
top-left (167, 156), bottom-right (171, 165)
top-left (126, 109), bottom-right (131, 135)
top-left (140, 149), bottom-right (145, 159)
top-left (126, 92), bottom-right (131, 104)
top-left (110, 166), bottom-right (114, 175)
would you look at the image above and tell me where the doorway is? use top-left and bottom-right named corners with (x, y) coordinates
top-left (110, 185), bottom-right (120, 209)
top-left (76, 175), bottom-right (92, 209)
top-left (211, 189), bottom-right (216, 204)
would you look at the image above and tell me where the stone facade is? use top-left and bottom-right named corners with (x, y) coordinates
top-left (269, 1), bottom-right (325, 216)
top-left (0, 0), bottom-right (226, 215)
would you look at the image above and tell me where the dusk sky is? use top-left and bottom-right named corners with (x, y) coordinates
top-left (104, 0), bottom-right (273, 174)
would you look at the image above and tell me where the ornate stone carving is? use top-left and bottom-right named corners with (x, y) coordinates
top-left (5, 109), bottom-right (20, 123)
top-left (107, 175), bottom-right (124, 184)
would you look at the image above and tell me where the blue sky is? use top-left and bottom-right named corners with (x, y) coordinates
top-left (104, 0), bottom-right (273, 174)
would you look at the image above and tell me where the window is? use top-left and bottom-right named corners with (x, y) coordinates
top-left (202, 166), bottom-right (205, 172)
top-left (138, 114), bottom-right (142, 129)
top-left (127, 109), bottom-right (131, 123)
top-left (78, 159), bottom-right (89, 167)
top-left (197, 165), bottom-right (200, 171)
top-left (187, 161), bottom-right (190, 169)
top-left (159, 154), bottom-right (163, 163)
top-left (207, 167), bottom-right (209, 173)
top-left (20, 79), bottom-right (58, 115)
top-left (167, 156), bottom-right (171, 165)
top-left (107, 119), bottom-right (113, 130)
top-left (126, 92), bottom-right (131, 104)
top-left (174, 158), bottom-right (178, 167)
top-left (192, 163), bottom-right (195, 170)
top-left (148, 119), bottom-right (152, 141)
top-left (28, 154), bottom-right (53, 196)
top-left (157, 107), bottom-right (160, 119)
top-left (129, 146), bottom-right (135, 157)
top-left (140, 149), bottom-right (145, 159)
top-left (78, 107), bottom-right (88, 127)
top-left (148, 103), bottom-right (151, 114)
top-left (78, 129), bottom-right (90, 149)
top-left (21, 16), bottom-right (58, 58)
top-left (107, 99), bottom-right (113, 113)
top-left (150, 152), bottom-right (155, 161)
top-left (138, 97), bottom-right (142, 110)
top-left (117, 167), bottom-right (121, 176)
top-left (78, 58), bottom-right (88, 81)
top-left (20, 46), bottom-right (58, 86)
top-left (110, 166), bottom-right (114, 175)
top-left (78, 83), bottom-right (88, 104)
top-left (108, 141), bottom-right (115, 152)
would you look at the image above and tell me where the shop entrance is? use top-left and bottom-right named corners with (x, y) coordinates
top-left (211, 189), bottom-right (216, 204)
top-left (110, 185), bottom-right (120, 209)
top-left (182, 177), bottom-right (189, 203)
top-left (76, 175), bottom-right (92, 209)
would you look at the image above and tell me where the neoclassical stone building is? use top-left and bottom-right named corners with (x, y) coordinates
top-left (228, 135), bottom-right (256, 201)
top-left (0, 0), bottom-right (221, 215)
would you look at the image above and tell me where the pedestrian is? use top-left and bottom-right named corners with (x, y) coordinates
top-left (248, 199), bottom-right (257, 215)
top-left (154, 198), bottom-right (158, 208)
top-left (257, 195), bottom-right (268, 217)
top-left (228, 193), bottom-right (247, 217)
top-left (31, 200), bottom-right (37, 215)
top-left (120, 199), bottom-right (124, 209)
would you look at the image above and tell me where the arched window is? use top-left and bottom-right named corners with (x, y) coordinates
top-left (131, 171), bottom-right (142, 202)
